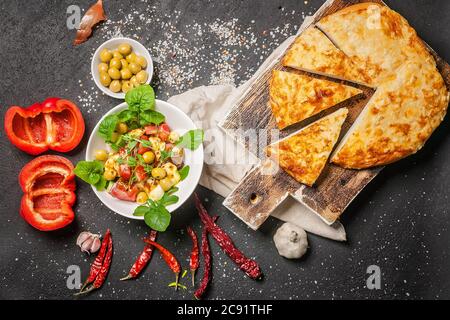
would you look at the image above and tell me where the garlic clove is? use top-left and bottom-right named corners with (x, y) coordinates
top-left (80, 237), bottom-right (94, 254)
top-left (76, 231), bottom-right (92, 247)
top-left (90, 236), bottom-right (102, 254)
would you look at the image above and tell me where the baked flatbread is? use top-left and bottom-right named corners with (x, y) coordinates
top-left (283, 27), bottom-right (373, 86)
top-left (270, 70), bottom-right (361, 129)
top-left (266, 108), bottom-right (348, 186)
top-left (316, 3), bottom-right (449, 168)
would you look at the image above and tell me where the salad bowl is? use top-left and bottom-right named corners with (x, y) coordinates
top-left (86, 100), bottom-right (204, 219)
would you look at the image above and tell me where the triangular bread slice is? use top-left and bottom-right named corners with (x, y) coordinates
top-left (270, 70), bottom-right (360, 129)
top-left (266, 108), bottom-right (348, 186)
top-left (282, 27), bottom-right (373, 86)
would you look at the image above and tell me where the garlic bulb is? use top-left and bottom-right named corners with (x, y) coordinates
top-left (76, 231), bottom-right (101, 254)
top-left (273, 223), bottom-right (308, 259)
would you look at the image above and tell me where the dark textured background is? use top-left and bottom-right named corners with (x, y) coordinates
top-left (0, 0), bottom-right (449, 300)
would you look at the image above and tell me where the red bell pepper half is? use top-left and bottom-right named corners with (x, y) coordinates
top-left (4, 98), bottom-right (85, 155)
top-left (19, 155), bottom-right (76, 231)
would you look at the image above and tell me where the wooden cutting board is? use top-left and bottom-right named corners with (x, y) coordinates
top-left (219, 0), bottom-right (450, 230)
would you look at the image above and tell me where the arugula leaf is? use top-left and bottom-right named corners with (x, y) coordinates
top-left (143, 205), bottom-right (171, 231)
top-left (176, 129), bottom-right (204, 150)
top-left (140, 110), bottom-right (165, 126)
top-left (127, 156), bottom-right (137, 167)
top-left (74, 161), bottom-right (106, 191)
top-left (98, 114), bottom-right (119, 142)
top-left (125, 84), bottom-right (155, 112)
top-left (178, 166), bottom-right (190, 181)
top-left (160, 150), bottom-right (172, 162)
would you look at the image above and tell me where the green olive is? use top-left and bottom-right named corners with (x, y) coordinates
top-left (108, 68), bottom-right (121, 80)
top-left (109, 80), bottom-right (122, 93)
top-left (100, 49), bottom-right (113, 63)
top-left (135, 55), bottom-right (148, 68)
top-left (130, 76), bottom-right (140, 87)
top-left (95, 149), bottom-right (108, 161)
top-left (99, 71), bottom-right (112, 87)
top-left (109, 58), bottom-right (122, 70)
top-left (142, 151), bottom-right (155, 164)
top-left (98, 62), bottom-right (109, 73)
top-left (110, 132), bottom-right (120, 143)
top-left (128, 62), bottom-right (141, 75)
top-left (112, 51), bottom-right (123, 60)
top-left (120, 68), bottom-right (132, 80)
top-left (136, 70), bottom-right (148, 84)
top-left (126, 52), bottom-right (137, 63)
top-left (103, 169), bottom-right (117, 181)
top-left (120, 59), bottom-right (128, 69)
top-left (151, 168), bottom-right (167, 180)
top-left (136, 191), bottom-right (149, 204)
top-left (118, 43), bottom-right (132, 56)
top-left (116, 122), bottom-right (128, 134)
top-left (121, 81), bottom-right (133, 93)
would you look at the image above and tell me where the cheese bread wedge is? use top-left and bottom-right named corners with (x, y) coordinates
top-left (282, 27), bottom-right (373, 86)
top-left (266, 108), bottom-right (348, 186)
top-left (270, 70), bottom-right (361, 129)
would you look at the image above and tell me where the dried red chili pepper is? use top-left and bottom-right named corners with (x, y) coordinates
top-left (80, 229), bottom-right (110, 291)
top-left (143, 239), bottom-right (181, 290)
top-left (77, 230), bottom-right (113, 295)
top-left (121, 230), bottom-right (158, 281)
top-left (193, 193), bottom-right (263, 280)
top-left (194, 216), bottom-right (217, 300)
top-left (186, 226), bottom-right (199, 286)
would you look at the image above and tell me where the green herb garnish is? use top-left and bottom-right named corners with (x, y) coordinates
top-left (178, 166), bottom-right (190, 181)
top-left (73, 160), bottom-right (106, 191)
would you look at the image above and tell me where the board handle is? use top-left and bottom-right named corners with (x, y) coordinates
top-left (223, 159), bottom-right (299, 230)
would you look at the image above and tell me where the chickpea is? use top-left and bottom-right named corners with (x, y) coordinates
top-left (113, 51), bottom-right (123, 60)
top-left (136, 191), bottom-right (149, 204)
top-left (121, 80), bottom-right (133, 93)
top-left (135, 55), bottom-right (148, 68)
top-left (100, 49), bottom-right (113, 63)
top-left (126, 52), bottom-right (137, 63)
top-left (142, 151), bottom-right (155, 164)
top-left (103, 169), bottom-right (117, 181)
top-left (118, 43), bottom-right (132, 56)
top-left (120, 68), bottom-right (133, 80)
top-left (109, 80), bottom-right (122, 93)
top-left (136, 70), bottom-right (148, 84)
top-left (95, 149), bottom-right (108, 161)
top-left (128, 62), bottom-right (141, 75)
top-left (116, 122), bottom-right (128, 134)
top-left (98, 62), bottom-right (109, 73)
top-left (109, 58), bottom-right (122, 70)
top-left (108, 67), bottom-right (121, 80)
top-left (120, 59), bottom-right (129, 69)
top-left (99, 71), bottom-right (111, 87)
top-left (151, 167), bottom-right (166, 180)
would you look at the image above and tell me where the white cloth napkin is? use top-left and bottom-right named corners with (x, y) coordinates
top-left (168, 17), bottom-right (346, 242)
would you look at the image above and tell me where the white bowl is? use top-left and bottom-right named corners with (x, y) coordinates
top-left (86, 100), bottom-right (204, 219)
top-left (91, 37), bottom-right (154, 99)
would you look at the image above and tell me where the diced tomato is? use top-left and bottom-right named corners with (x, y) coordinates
top-left (145, 125), bottom-right (158, 135)
top-left (119, 147), bottom-right (127, 157)
top-left (137, 143), bottom-right (150, 155)
top-left (110, 182), bottom-right (138, 202)
top-left (165, 143), bottom-right (173, 151)
top-left (140, 135), bottom-right (149, 140)
top-left (135, 166), bottom-right (147, 182)
top-left (119, 164), bottom-right (131, 180)
top-left (158, 123), bottom-right (171, 141)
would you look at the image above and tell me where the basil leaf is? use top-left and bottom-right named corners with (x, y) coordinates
top-left (98, 114), bottom-right (119, 142)
top-left (134, 205), bottom-right (149, 217)
top-left (125, 84), bottom-right (155, 112)
top-left (178, 166), bottom-right (190, 181)
top-left (74, 161), bottom-right (106, 191)
top-left (144, 205), bottom-right (171, 231)
top-left (140, 110), bottom-right (165, 126)
top-left (117, 110), bottom-right (138, 123)
top-left (166, 187), bottom-right (179, 195)
top-left (160, 194), bottom-right (179, 207)
top-left (176, 129), bottom-right (204, 150)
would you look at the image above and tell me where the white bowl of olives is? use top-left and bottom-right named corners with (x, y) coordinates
top-left (91, 37), bottom-right (153, 99)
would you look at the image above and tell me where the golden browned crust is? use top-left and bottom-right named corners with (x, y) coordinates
top-left (282, 27), bottom-right (373, 86)
top-left (266, 108), bottom-right (348, 186)
top-left (316, 4), bottom-right (449, 169)
top-left (269, 70), bottom-right (361, 129)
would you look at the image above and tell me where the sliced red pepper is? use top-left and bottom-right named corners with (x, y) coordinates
top-left (4, 98), bottom-right (85, 155)
top-left (19, 155), bottom-right (76, 231)
top-left (110, 182), bottom-right (138, 202)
